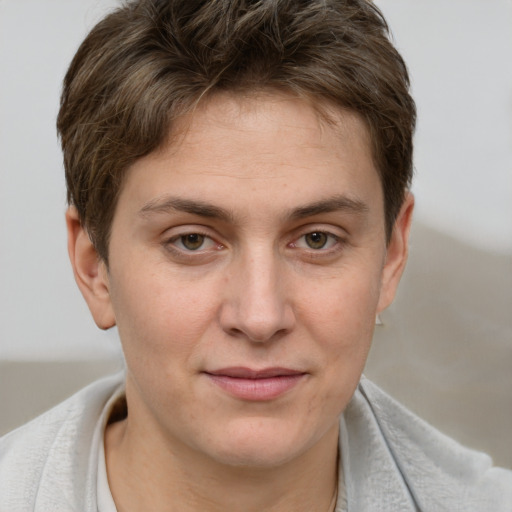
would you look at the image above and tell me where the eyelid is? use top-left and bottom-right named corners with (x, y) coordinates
top-left (290, 223), bottom-right (346, 242)
top-left (287, 226), bottom-right (348, 260)
top-left (170, 233), bottom-right (217, 251)
top-left (162, 226), bottom-right (225, 254)
top-left (162, 224), bottom-right (215, 240)
top-left (291, 231), bottom-right (340, 249)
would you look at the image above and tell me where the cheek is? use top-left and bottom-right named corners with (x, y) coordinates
top-left (109, 269), bottom-right (214, 418)
top-left (300, 267), bottom-right (381, 343)
top-left (298, 270), bottom-right (381, 404)
top-left (108, 264), bottom-right (220, 364)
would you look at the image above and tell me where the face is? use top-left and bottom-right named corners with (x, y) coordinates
top-left (70, 92), bottom-right (412, 469)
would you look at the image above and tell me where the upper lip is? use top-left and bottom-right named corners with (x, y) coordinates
top-left (205, 367), bottom-right (306, 379)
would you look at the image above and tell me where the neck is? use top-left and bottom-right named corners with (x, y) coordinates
top-left (105, 413), bottom-right (339, 512)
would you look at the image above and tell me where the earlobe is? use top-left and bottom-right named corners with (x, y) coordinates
top-left (65, 207), bottom-right (116, 330)
top-left (377, 193), bottom-right (414, 313)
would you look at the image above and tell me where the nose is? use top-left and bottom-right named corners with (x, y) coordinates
top-left (219, 249), bottom-right (296, 343)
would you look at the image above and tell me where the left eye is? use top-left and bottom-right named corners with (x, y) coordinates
top-left (295, 231), bottom-right (339, 250)
top-left (171, 233), bottom-right (216, 251)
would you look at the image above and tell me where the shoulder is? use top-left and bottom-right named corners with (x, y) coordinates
top-left (342, 377), bottom-right (512, 511)
top-left (0, 372), bottom-right (124, 512)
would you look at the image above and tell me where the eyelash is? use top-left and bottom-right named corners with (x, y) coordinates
top-left (288, 231), bottom-right (346, 261)
top-left (162, 229), bottom-right (224, 259)
top-left (290, 231), bottom-right (340, 250)
top-left (170, 233), bottom-right (217, 251)
top-left (162, 229), bottom-right (345, 260)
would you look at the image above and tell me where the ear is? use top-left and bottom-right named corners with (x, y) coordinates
top-left (66, 206), bottom-right (116, 329)
top-left (377, 193), bottom-right (414, 313)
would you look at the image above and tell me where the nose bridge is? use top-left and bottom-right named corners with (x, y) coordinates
top-left (220, 242), bottom-right (294, 342)
top-left (245, 246), bottom-right (280, 310)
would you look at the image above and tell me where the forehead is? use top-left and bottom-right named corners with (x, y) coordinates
top-left (167, 91), bottom-right (373, 173)
top-left (116, 91), bottom-right (382, 225)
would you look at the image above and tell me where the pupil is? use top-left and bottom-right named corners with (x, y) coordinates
top-left (306, 232), bottom-right (327, 249)
top-left (182, 234), bottom-right (204, 250)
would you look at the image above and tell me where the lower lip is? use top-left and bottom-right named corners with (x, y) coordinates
top-left (206, 374), bottom-right (306, 401)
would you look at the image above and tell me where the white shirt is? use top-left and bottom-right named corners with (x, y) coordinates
top-left (97, 427), bottom-right (118, 512)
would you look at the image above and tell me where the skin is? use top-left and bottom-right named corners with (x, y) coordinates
top-left (67, 91), bottom-right (413, 512)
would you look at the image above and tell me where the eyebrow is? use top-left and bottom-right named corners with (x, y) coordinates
top-left (288, 195), bottom-right (369, 220)
top-left (139, 196), bottom-right (234, 222)
top-left (138, 194), bottom-right (368, 222)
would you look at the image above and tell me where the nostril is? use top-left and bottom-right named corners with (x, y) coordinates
top-left (226, 327), bottom-right (244, 338)
top-left (226, 325), bottom-right (290, 343)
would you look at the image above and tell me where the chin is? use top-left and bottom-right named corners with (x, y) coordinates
top-left (210, 442), bottom-right (300, 469)
top-left (200, 418), bottom-right (330, 469)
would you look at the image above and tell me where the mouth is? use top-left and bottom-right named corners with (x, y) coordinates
top-left (203, 367), bottom-right (307, 401)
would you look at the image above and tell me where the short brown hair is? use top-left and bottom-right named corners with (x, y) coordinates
top-left (57, 0), bottom-right (416, 262)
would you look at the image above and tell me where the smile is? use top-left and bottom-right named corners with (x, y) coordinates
top-left (204, 367), bottom-right (307, 401)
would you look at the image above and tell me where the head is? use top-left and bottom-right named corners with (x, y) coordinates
top-left (58, 0), bottom-right (415, 264)
top-left (61, 0), bottom-right (415, 472)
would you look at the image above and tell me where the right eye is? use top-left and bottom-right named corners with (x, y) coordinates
top-left (168, 233), bottom-right (217, 252)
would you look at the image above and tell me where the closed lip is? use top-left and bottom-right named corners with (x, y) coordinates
top-left (203, 367), bottom-right (307, 401)
top-left (204, 367), bottom-right (307, 379)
